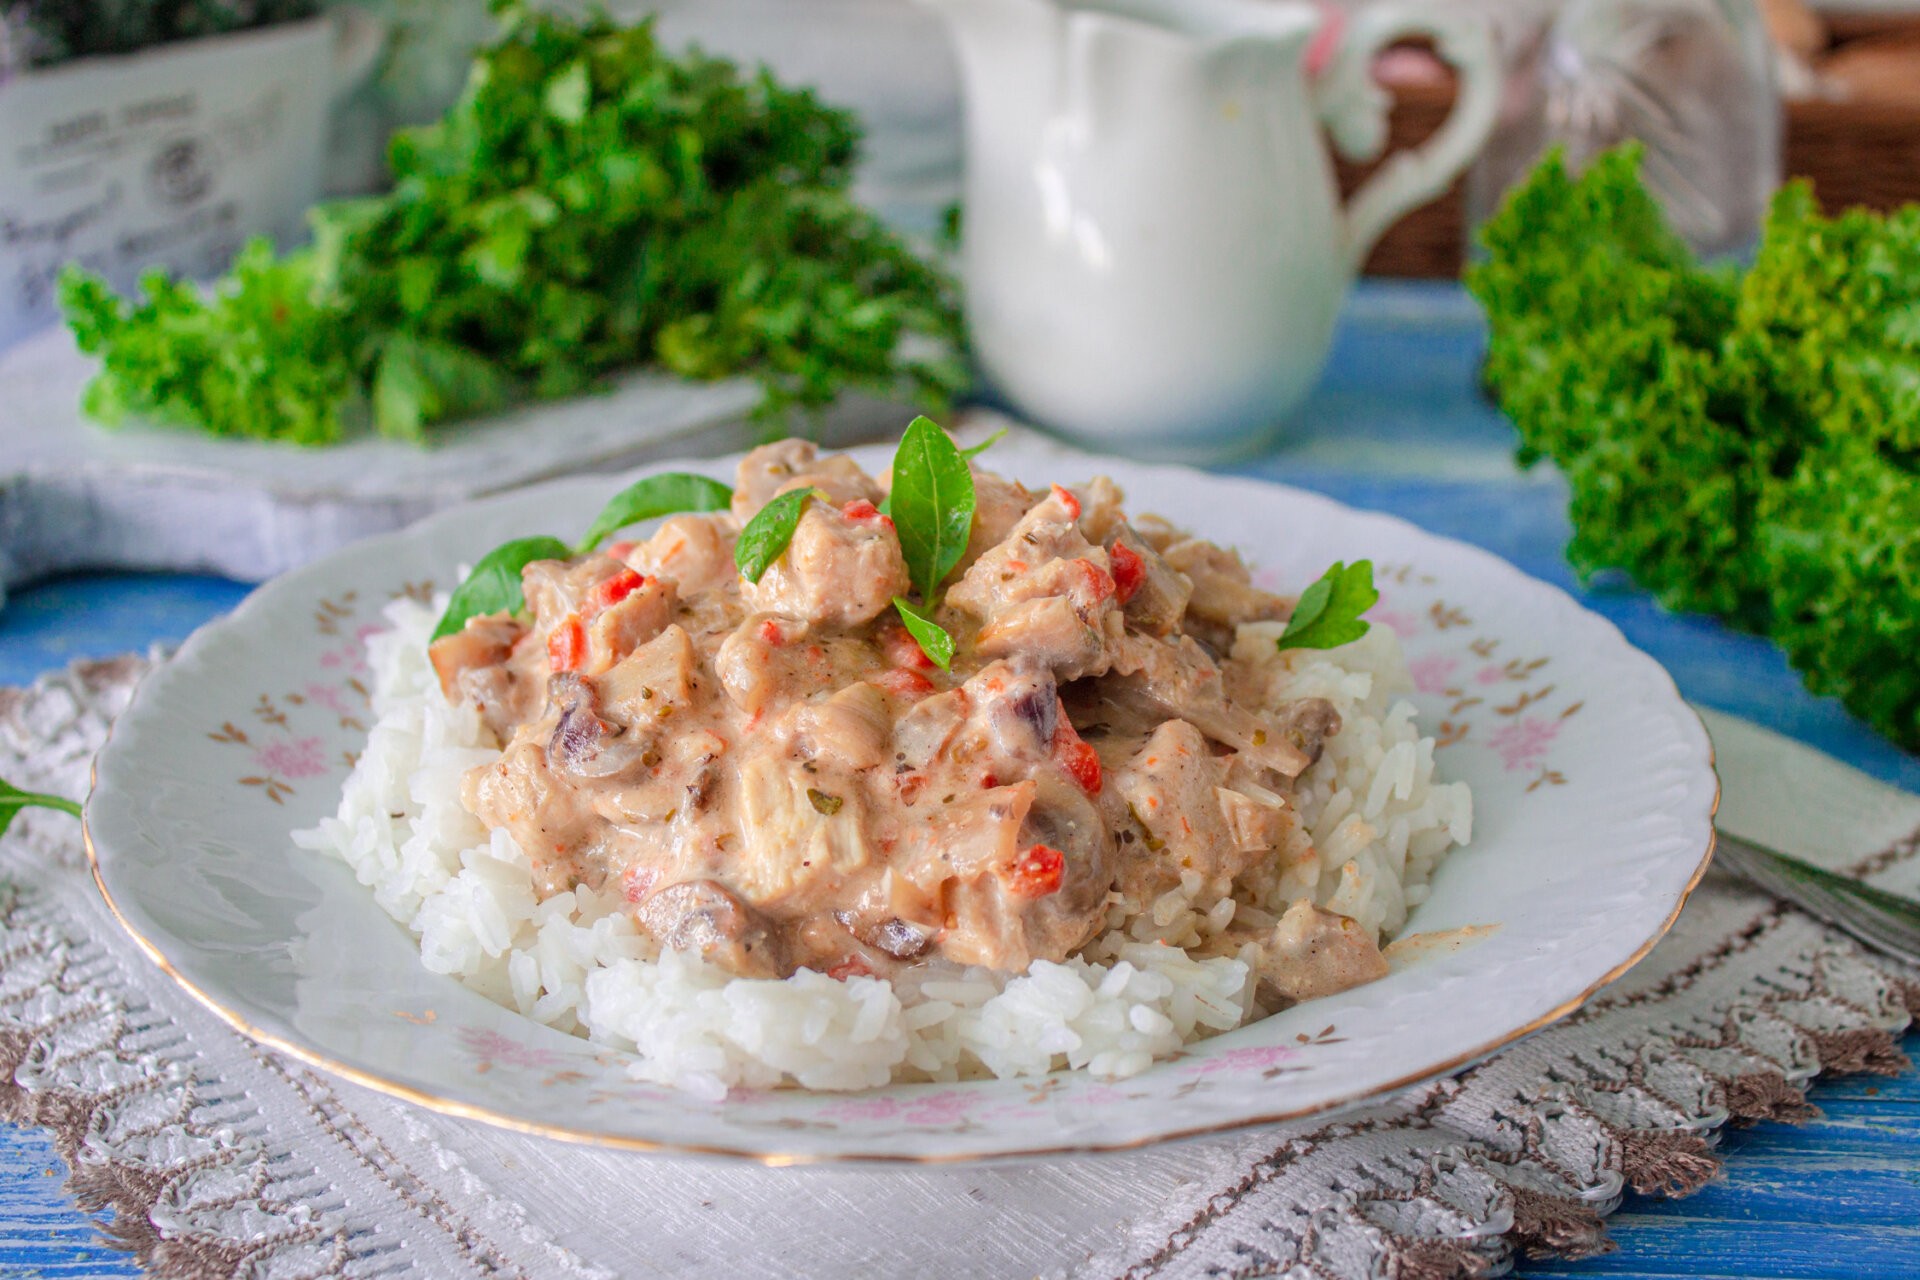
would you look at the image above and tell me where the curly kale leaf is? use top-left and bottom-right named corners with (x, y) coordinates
top-left (59, 241), bottom-right (359, 445)
top-left (1468, 146), bottom-right (1766, 627)
top-left (1760, 439), bottom-right (1920, 749)
top-left (1738, 189), bottom-right (1920, 748)
top-left (1470, 144), bottom-right (1920, 750)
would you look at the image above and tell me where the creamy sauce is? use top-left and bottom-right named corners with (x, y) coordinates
top-left (1382, 923), bottom-right (1502, 967)
top-left (430, 442), bottom-right (1375, 993)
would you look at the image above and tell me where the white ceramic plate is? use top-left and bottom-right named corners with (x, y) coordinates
top-left (85, 441), bottom-right (1717, 1163)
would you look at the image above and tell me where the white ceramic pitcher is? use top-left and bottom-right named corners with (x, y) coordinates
top-left (919, 0), bottom-right (1500, 460)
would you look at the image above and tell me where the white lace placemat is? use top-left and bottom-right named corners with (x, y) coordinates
top-left (2, 656), bottom-right (1914, 1280)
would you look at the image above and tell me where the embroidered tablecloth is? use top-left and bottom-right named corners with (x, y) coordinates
top-left (2, 653), bottom-right (1914, 1279)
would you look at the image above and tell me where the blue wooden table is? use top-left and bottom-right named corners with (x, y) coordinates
top-left (2, 282), bottom-right (1913, 1277)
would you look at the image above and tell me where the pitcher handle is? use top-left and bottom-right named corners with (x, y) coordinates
top-left (1313, 4), bottom-right (1501, 272)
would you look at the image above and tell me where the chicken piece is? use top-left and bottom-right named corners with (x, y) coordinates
top-left (1073, 475), bottom-right (1127, 544)
top-left (1252, 901), bottom-right (1389, 1005)
top-left (788, 683), bottom-right (892, 772)
top-left (732, 440), bottom-right (881, 520)
top-left (951, 487), bottom-right (1122, 680)
top-left (429, 615), bottom-right (522, 701)
top-left (583, 577), bottom-right (677, 674)
top-left (712, 614), bottom-right (820, 717)
top-left (976, 597), bottom-right (1117, 680)
top-left (938, 775), bottom-right (1110, 971)
top-left (959, 469), bottom-right (1040, 574)
top-left (636, 879), bottom-right (784, 978)
top-left (1109, 523), bottom-right (1192, 637)
top-left (595, 624), bottom-right (699, 719)
top-left (1113, 720), bottom-right (1268, 889)
top-left (427, 615), bottom-right (540, 736)
top-left (1160, 537), bottom-right (1292, 646)
top-left (743, 500), bottom-right (910, 628)
top-left (1107, 634), bottom-right (1311, 777)
top-left (627, 513), bottom-right (736, 598)
top-left (462, 735), bottom-right (613, 893)
top-left (521, 555), bottom-right (625, 635)
top-left (890, 780), bottom-right (1036, 895)
top-left (890, 685), bottom-right (971, 772)
top-left (949, 486), bottom-right (1109, 617)
top-left (732, 752), bottom-right (872, 909)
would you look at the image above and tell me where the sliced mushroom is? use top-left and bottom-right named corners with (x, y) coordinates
top-left (833, 909), bottom-right (936, 960)
top-left (1105, 634), bottom-right (1310, 777)
top-left (1271, 697), bottom-right (1342, 767)
top-left (544, 674), bottom-right (648, 780)
top-left (636, 879), bottom-right (784, 978)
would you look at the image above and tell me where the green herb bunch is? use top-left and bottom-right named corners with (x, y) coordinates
top-left (1469, 145), bottom-right (1920, 750)
top-left (4, 0), bottom-right (319, 71)
top-left (58, 0), bottom-right (966, 445)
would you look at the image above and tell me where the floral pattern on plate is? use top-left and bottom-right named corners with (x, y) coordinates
top-left (92, 442), bottom-right (1716, 1160)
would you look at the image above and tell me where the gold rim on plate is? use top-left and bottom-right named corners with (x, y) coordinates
top-left (82, 710), bottom-right (1720, 1167)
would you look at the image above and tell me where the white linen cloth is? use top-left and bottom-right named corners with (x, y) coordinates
top-left (1, 657), bottom-right (1914, 1279)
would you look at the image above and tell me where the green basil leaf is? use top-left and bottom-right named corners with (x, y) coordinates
top-left (433, 535), bottom-right (575, 641)
top-left (958, 427), bottom-right (1008, 461)
top-left (889, 415), bottom-right (975, 601)
top-left (576, 472), bottom-right (734, 553)
top-left (0, 778), bottom-right (82, 840)
top-left (892, 596), bottom-right (955, 671)
top-left (1276, 560), bottom-right (1378, 652)
top-left (735, 487), bottom-right (820, 584)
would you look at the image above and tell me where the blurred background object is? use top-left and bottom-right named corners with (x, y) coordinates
top-left (1466, 0), bottom-right (1780, 258)
top-left (0, 3), bottom-right (383, 347)
top-left (922, 0), bottom-right (1499, 459)
top-left (328, 0), bottom-right (963, 228)
top-left (0, 0), bottom-right (323, 70)
top-left (1324, 0), bottom-right (1780, 266)
top-left (1341, 0), bottom-right (1920, 275)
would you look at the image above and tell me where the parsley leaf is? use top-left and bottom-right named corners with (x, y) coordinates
top-left (1, 778), bottom-right (81, 840)
top-left (59, 3), bottom-right (965, 447)
top-left (892, 596), bottom-right (955, 671)
top-left (576, 473), bottom-right (734, 553)
top-left (1276, 561), bottom-right (1377, 652)
top-left (433, 536), bottom-right (574, 641)
top-left (735, 488), bottom-right (820, 584)
top-left (889, 416), bottom-right (975, 602)
top-left (58, 245), bottom-right (358, 445)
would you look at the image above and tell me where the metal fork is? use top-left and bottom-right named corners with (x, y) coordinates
top-left (1715, 830), bottom-right (1920, 968)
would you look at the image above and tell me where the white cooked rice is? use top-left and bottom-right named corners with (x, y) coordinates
top-left (294, 597), bottom-right (1472, 1096)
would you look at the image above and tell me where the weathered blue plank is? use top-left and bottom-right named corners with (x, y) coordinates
top-left (0, 572), bottom-right (252, 690)
top-left (1516, 1046), bottom-right (1920, 1279)
top-left (0, 1126), bottom-right (139, 1276)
